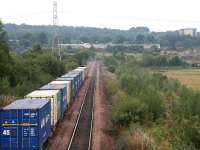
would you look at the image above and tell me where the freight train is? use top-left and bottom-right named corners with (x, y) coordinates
top-left (0, 66), bottom-right (88, 150)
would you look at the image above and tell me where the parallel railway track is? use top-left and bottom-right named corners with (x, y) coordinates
top-left (67, 63), bottom-right (97, 150)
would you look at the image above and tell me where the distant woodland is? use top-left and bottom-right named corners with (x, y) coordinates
top-left (4, 24), bottom-right (200, 52)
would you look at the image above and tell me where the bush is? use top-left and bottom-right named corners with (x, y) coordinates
top-left (34, 54), bottom-right (65, 77)
top-left (0, 78), bottom-right (10, 95)
top-left (140, 87), bottom-right (165, 120)
top-left (104, 54), bottom-right (200, 149)
top-left (115, 124), bottom-right (156, 150)
top-left (74, 50), bottom-right (95, 65)
top-left (105, 79), bottom-right (120, 98)
top-left (104, 56), bottom-right (118, 73)
top-left (0, 49), bottom-right (89, 98)
top-left (128, 124), bottom-right (156, 150)
top-left (119, 73), bottom-right (143, 96)
top-left (112, 95), bottom-right (148, 126)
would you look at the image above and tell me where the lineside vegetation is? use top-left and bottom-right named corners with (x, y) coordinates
top-left (104, 53), bottom-right (200, 150)
top-left (0, 21), bottom-right (95, 106)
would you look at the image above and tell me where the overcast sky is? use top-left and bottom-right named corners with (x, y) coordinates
top-left (0, 0), bottom-right (200, 31)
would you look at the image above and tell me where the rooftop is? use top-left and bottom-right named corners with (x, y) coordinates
top-left (40, 84), bottom-right (66, 90)
top-left (3, 99), bottom-right (49, 110)
top-left (26, 90), bottom-right (59, 97)
top-left (50, 81), bottom-right (71, 84)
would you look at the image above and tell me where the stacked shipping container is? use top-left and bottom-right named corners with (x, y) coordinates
top-left (25, 90), bottom-right (62, 127)
top-left (0, 99), bottom-right (51, 150)
top-left (0, 66), bottom-right (88, 150)
top-left (49, 81), bottom-right (71, 104)
top-left (39, 84), bottom-right (68, 114)
top-left (56, 77), bottom-right (76, 97)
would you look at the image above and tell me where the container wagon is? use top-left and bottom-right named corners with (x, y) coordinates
top-left (69, 70), bottom-right (83, 86)
top-left (61, 74), bottom-right (79, 92)
top-left (49, 81), bottom-right (72, 104)
top-left (0, 99), bottom-right (51, 150)
top-left (78, 66), bottom-right (88, 77)
top-left (74, 67), bottom-right (86, 81)
top-left (62, 73), bottom-right (79, 85)
top-left (39, 84), bottom-right (68, 114)
top-left (25, 90), bottom-right (61, 128)
top-left (56, 77), bottom-right (76, 97)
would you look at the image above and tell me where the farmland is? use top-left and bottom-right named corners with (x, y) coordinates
top-left (161, 69), bottom-right (200, 90)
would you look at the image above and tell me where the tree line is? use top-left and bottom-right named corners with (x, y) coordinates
top-left (0, 21), bottom-right (95, 105)
top-left (5, 23), bottom-right (200, 52)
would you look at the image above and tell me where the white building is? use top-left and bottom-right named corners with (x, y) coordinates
top-left (178, 28), bottom-right (197, 37)
top-left (59, 43), bottom-right (160, 50)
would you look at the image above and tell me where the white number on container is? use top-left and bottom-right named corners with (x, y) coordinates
top-left (3, 130), bottom-right (10, 135)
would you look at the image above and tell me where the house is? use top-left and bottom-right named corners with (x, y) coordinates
top-left (177, 28), bottom-right (197, 37)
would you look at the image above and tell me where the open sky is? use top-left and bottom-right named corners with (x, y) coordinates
top-left (0, 0), bottom-right (200, 31)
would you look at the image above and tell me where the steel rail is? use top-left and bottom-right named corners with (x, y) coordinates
top-left (87, 68), bottom-right (96, 150)
top-left (67, 63), bottom-right (96, 150)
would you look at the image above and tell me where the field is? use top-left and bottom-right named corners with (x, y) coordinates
top-left (160, 69), bottom-right (200, 90)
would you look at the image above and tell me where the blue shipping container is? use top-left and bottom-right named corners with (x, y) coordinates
top-left (40, 84), bottom-right (67, 114)
top-left (62, 74), bottom-right (79, 92)
top-left (68, 72), bottom-right (80, 86)
top-left (56, 77), bottom-right (77, 96)
top-left (70, 70), bottom-right (83, 87)
top-left (0, 99), bottom-right (51, 150)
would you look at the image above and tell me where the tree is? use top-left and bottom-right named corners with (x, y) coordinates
top-left (64, 36), bottom-right (71, 43)
top-left (146, 35), bottom-right (156, 43)
top-left (113, 35), bottom-right (127, 44)
top-left (129, 27), bottom-right (150, 34)
top-left (0, 21), bottom-right (13, 78)
top-left (32, 44), bottom-right (42, 53)
top-left (20, 33), bottom-right (33, 47)
top-left (36, 32), bottom-right (48, 44)
top-left (90, 36), bottom-right (99, 43)
top-left (74, 50), bottom-right (95, 65)
top-left (169, 56), bottom-right (182, 66)
top-left (80, 36), bottom-right (90, 43)
top-left (99, 36), bottom-right (112, 43)
top-left (136, 34), bottom-right (145, 44)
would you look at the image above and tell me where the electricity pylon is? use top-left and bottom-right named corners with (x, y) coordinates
top-left (52, 1), bottom-right (61, 60)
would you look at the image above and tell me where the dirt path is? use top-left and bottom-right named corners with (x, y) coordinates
top-left (46, 62), bottom-right (95, 150)
top-left (92, 62), bottom-right (114, 150)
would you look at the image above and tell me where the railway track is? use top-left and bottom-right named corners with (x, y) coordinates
top-left (67, 63), bottom-right (97, 150)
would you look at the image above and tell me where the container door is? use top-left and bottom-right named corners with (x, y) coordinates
top-left (22, 126), bottom-right (39, 149)
top-left (39, 102), bottom-right (51, 146)
top-left (63, 87), bottom-right (67, 111)
top-left (56, 92), bottom-right (62, 121)
top-left (80, 72), bottom-right (83, 82)
top-left (75, 77), bottom-right (78, 93)
top-left (0, 126), bottom-right (18, 149)
top-left (21, 109), bottom-right (39, 149)
top-left (72, 80), bottom-right (75, 97)
top-left (67, 82), bottom-right (71, 104)
top-left (51, 97), bottom-right (57, 126)
top-left (61, 88), bottom-right (67, 113)
top-left (0, 110), bottom-right (19, 149)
